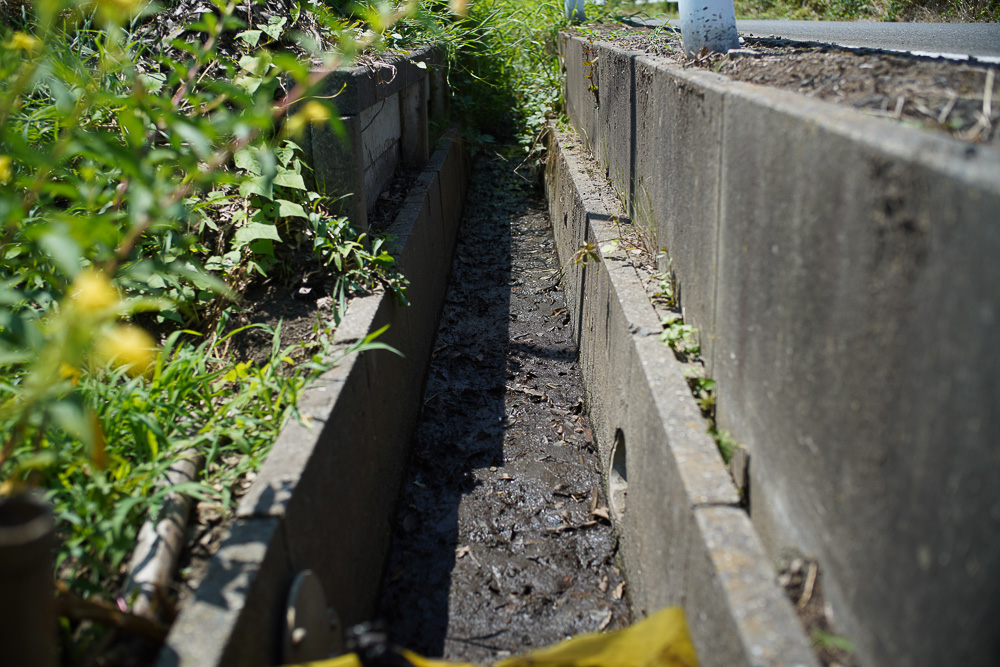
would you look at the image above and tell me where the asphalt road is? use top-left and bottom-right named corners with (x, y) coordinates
top-left (736, 20), bottom-right (1000, 59)
top-left (638, 19), bottom-right (1000, 60)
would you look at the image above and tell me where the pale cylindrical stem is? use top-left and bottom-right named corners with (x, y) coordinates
top-left (678, 0), bottom-right (740, 55)
top-left (124, 450), bottom-right (204, 620)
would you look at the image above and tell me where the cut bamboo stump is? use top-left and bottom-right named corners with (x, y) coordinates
top-left (0, 494), bottom-right (56, 667)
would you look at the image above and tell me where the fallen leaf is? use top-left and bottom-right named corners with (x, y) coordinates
top-left (592, 507), bottom-right (611, 522)
top-left (613, 582), bottom-right (624, 599)
top-left (455, 545), bottom-right (471, 559)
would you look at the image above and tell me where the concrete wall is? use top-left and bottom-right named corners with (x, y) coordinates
top-left (306, 47), bottom-right (439, 231)
top-left (546, 128), bottom-right (818, 667)
top-left (158, 134), bottom-right (469, 667)
top-left (560, 33), bottom-right (1000, 667)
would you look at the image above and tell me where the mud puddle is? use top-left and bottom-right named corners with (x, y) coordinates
top-left (375, 153), bottom-right (630, 662)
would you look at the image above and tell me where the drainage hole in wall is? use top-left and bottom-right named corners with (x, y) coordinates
top-left (609, 428), bottom-right (628, 521)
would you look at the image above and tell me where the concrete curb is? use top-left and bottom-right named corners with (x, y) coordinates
top-left (545, 127), bottom-right (818, 667)
top-left (560, 31), bottom-right (1000, 667)
top-left (157, 133), bottom-right (469, 667)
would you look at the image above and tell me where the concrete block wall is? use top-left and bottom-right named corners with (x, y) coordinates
top-left (306, 47), bottom-right (440, 230)
top-left (159, 133), bottom-right (469, 667)
top-left (546, 129), bottom-right (818, 667)
top-left (560, 32), bottom-right (1000, 667)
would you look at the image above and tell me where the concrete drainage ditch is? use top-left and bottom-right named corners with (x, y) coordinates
top-left (161, 44), bottom-right (815, 667)
top-left (159, 29), bottom-right (1000, 667)
top-left (164, 125), bottom-right (811, 667)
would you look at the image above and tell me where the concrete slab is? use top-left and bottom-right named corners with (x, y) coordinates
top-left (633, 59), bottom-right (726, 371)
top-left (560, 33), bottom-right (1000, 667)
top-left (594, 42), bottom-right (640, 211)
top-left (311, 115), bottom-right (367, 229)
top-left (690, 506), bottom-right (818, 667)
top-left (559, 34), bottom-right (598, 151)
top-left (309, 50), bottom-right (432, 231)
top-left (545, 125), bottom-right (817, 667)
top-left (400, 79), bottom-right (430, 166)
top-left (157, 518), bottom-right (291, 667)
top-left (360, 93), bottom-right (402, 211)
top-left (714, 80), bottom-right (1000, 667)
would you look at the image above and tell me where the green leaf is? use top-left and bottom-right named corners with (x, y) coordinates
top-left (260, 16), bottom-right (287, 41)
top-left (117, 109), bottom-right (147, 149)
top-left (234, 74), bottom-right (264, 94)
top-left (49, 398), bottom-right (92, 448)
top-left (234, 147), bottom-right (263, 175)
top-left (39, 232), bottom-right (83, 277)
top-left (138, 71), bottom-right (167, 94)
top-left (273, 170), bottom-right (306, 190)
top-left (240, 175), bottom-right (273, 200)
top-left (234, 222), bottom-right (282, 246)
top-left (275, 199), bottom-right (308, 219)
top-left (238, 54), bottom-right (271, 76)
top-left (0, 347), bottom-right (33, 366)
top-left (173, 122), bottom-right (212, 159)
top-left (236, 29), bottom-right (262, 47)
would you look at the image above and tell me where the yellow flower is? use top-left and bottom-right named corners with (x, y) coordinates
top-left (6, 32), bottom-right (40, 54)
top-left (59, 363), bottom-right (81, 387)
top-left (0, 156), bottom-right (11, 184)
top-left (285, 101), bottom-right (331, 137)
top-left (68, 270), bottom-right (119, 314)
top-left (92, 0), bottom-right (145, 25)
top-left (95, 324), bottom-right (157, 377)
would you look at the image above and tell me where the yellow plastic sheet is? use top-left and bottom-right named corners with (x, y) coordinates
top-left (289, 606), bottom-right (697, 667)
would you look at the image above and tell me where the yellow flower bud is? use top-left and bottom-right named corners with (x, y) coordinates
top-left (301, 101), bottom-right (331, 123)
top-left (6, 32), bottom-right (40, 54)
top-left (285, 101), bottom-right (331, 137)
top-left (0, 156), bottom-right (11, 185)
top-left (95, 324), bottom-right (157, 377)
top-left (59, 362), bottom-right (81, 386)
top-left (68, 270), bottom-right (119, 313)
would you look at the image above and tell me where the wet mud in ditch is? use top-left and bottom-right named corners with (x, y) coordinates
top-left (375, 154), bottom-right (631, 662)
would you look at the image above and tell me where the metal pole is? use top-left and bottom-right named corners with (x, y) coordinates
top-left (678, 0), bottom-right (739, 55)
top-left (565, 0), bottom-right (585, 23)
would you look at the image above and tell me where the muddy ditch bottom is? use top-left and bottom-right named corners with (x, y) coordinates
top-left (375, 154), bottom-right (630, 662)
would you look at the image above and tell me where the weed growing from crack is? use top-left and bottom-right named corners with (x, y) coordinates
top-left (659, 315), bottom-right (700, 358)
top-left (657, 303), bottom-right (742, 464)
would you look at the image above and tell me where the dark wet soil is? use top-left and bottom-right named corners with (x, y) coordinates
top-left (581, 23), bottom-right (1000, 147)
top-left (374, 154), bottom-right (630, 662)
